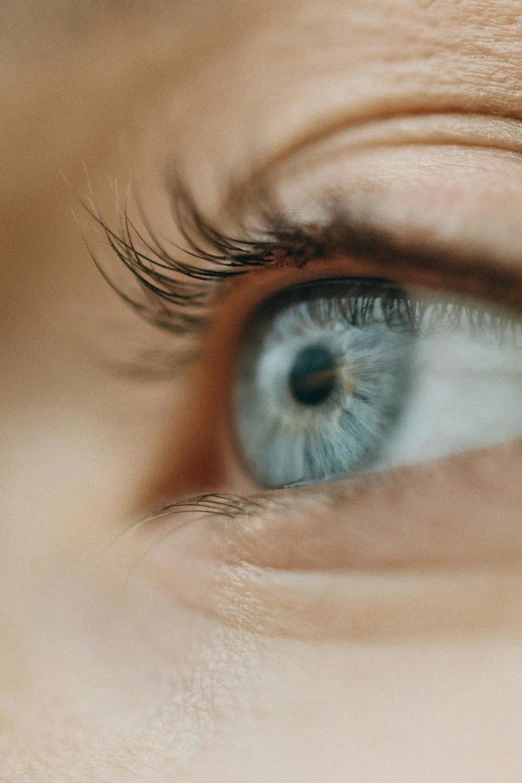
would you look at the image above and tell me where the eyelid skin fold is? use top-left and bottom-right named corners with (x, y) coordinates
top-left (148, 439), bottom-right (522, 573)
top-left (93, 157), bottom-right (522, 342)
top-left (140, 438), bottom-right (522, 642)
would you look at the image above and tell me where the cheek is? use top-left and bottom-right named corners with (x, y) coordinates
top-left (0, 543), bottom-right (259, 774)
top-left (3, 489), bottom-right (521, 782)
top-left (195, 635), bottom-right (522, 783)
top-left (4, 566), bottom-right (522, 782)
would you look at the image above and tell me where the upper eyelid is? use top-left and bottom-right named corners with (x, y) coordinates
top-left (253, 113), bottom-right (522, 189)
top-left (89, 180), bottom-right (522, 347)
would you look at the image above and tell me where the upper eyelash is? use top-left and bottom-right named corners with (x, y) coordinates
top-left (86, 176), bottom-right (522, 340)
top-left (259, 278), bottom-right (522, 348)
top-left (85, 181), bottom-right (283, 337)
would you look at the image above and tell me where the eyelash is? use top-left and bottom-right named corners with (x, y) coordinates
top-left (87, 177), bottom-right (522, 350)
top-left (248, 279), bottom-right (522, 348)
top-left (87, 182), bottom-right (282, 337)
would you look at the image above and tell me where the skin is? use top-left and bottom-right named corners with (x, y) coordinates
top-left (2, 1), bottom-right (522, 780)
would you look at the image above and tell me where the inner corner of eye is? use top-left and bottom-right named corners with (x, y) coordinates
top-left (229, 277), bottom-right (522, 490)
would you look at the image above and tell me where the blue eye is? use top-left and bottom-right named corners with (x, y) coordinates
top-left (234, 278), bottom-right (522, 488)
top-left (234, 279), bottom-right (416, 487)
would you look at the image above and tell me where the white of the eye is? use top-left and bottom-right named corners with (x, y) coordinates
top-left (380, 317), bottom-right (522, 469)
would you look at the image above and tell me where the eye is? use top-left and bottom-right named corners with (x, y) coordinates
top-left (234, 277), bottom-right (522, 489)
top-left (90, 179), bottom-right (522, 503)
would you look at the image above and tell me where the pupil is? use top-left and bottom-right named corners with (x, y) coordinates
top-left (289, 344), bottom-right (337, 406)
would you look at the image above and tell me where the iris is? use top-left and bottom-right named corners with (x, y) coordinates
top-left (234, 277), bottom-right (522, 489)
top-left (234, 279), bottom-right (414, 487)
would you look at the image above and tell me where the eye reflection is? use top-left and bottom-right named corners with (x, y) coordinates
top-left (233, 278), bottom-right (522, 489)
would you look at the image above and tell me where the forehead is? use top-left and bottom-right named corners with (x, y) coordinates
top-left (3, 0), bottom-right (520, 213)
top-left (135, 0), bottom-right (517, 194)
top-left (6, 1), bottom-right (520, 108)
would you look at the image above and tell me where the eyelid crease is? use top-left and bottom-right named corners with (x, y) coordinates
top-left (137, 441), bottom-right (522, 642)
top-left (251, 112), bottom-right (522, 190)
top-left (140, 439), bottom-right (522, 572)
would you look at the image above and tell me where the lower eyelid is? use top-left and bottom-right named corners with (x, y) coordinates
top-left (141, 439), bottom-right (522, 641)
top-left (210, 568), bottom-right (522, 642)
top-left (213, 439), bottom-right (522, 572)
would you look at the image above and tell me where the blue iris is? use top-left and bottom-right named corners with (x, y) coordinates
top-left (235, 279), bottom-right (416, 488)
